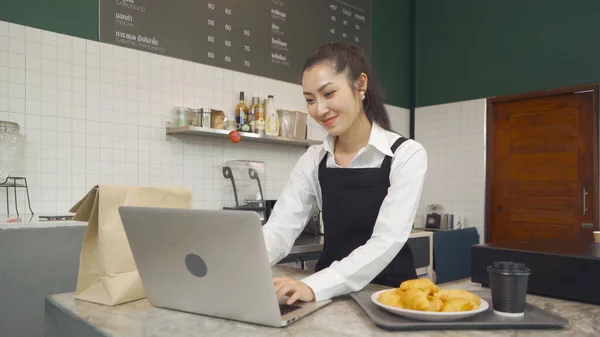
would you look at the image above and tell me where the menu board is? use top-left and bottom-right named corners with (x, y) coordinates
top-left (100, 0), bottom-right (371, 84)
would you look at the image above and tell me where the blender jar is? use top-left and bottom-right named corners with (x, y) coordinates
top-left (172, 107), bottom-right (192, 127)
top-left (0, 121), bottom-right (24, 182)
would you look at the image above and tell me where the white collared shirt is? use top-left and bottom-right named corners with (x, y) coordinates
top-left (262, 123), bottom-right (428, 301)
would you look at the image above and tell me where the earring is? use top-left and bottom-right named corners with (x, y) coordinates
top-left (361, 92), bottom-right (366, 100)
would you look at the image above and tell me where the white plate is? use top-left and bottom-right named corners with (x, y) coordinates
top-left (371, 289), bottom-right (490, 322)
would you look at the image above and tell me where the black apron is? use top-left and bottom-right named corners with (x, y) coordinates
top-left (314, 137), bottom-right (417, 287)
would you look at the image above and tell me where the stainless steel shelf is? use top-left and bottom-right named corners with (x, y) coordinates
top-left (166, 126), bottom-right (323, 147)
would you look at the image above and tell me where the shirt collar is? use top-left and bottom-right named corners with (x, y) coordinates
top-left (322, 123), bottom-right (395, 157)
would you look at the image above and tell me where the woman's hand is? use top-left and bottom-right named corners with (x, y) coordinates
top-left (273, 277), bottom-right (316, 305)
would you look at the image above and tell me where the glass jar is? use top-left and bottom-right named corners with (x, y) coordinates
top-left (0, 121), bottom-right (24, 182)
top-left (172, 107), bottom-right (192, 127)
top-left (191, 108), bottom-right (202, 126)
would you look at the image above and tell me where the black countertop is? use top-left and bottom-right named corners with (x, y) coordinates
top-left (289, 233), bottom-right (324, 255)
top-left (474, 241), bottom-right (600, 259)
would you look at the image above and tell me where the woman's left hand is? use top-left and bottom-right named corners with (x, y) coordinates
top-left (273, 277), bottom-right (316, 305)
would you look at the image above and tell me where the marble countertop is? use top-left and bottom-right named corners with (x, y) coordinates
top-left (46, 266), bottom-right (599, 337)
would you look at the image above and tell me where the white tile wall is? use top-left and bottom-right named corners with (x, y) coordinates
top-left (0, 21), bottom-right (410, 217)
top-left (387, 104), bottom-right (410, 137)
top-left (414, 99), bottom-right (486, 240)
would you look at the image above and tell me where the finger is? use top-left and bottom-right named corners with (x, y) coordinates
top-left (274, 281), bottom-right (286, 293)
top-left (274, 280), bottom-right (292, 293)
top-left (273, 277), bottom-right (289, 285)
top-left (275, 280), bottom-right (297, 292)
top-left (276, 284), bottom-right (292, 299)
top-left (276, 285), bottom-right (296, 299)
top-left (287, 292), bottom-right (300, 305)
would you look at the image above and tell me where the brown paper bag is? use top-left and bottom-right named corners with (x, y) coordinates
top-left (70, 184), bottom-right (191, 305)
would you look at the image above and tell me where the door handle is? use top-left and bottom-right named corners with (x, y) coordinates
top-left (583, 188), bottom-right (588, 216)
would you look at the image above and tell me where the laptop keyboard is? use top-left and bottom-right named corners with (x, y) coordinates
top-left (279, 303), bottom-right (302, 315)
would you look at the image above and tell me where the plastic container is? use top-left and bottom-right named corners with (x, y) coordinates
top-left (487, 261), bottom-right (531, 316)
top-left (277, 109), bottom-right (295, 138)
top-left (293, 111), bottom-right (308, 139)
top-left (0, 121), bottom-right (24, 182)
top-left (277, 110), bottom-right (308, 139)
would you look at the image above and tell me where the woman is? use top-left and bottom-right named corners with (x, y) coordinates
top-left (262, 42), bottom-right (427, 305)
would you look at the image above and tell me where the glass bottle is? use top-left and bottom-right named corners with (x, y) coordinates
top-left (255, 99), bottom-right (266, 135)
top-left (235, 91), bottom-right (249, 130)
top-left (249, 96), bottom-right (259, 133)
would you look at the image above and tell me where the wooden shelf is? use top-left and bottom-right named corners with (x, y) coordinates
top-left (166, 126), bottom-right (322, 147)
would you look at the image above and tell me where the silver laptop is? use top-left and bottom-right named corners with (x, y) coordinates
top-left (118, 206), bottom-right (332, 327)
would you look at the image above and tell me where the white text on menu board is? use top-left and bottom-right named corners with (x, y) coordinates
top-left (271, 1), bottom-right (289, 67)
top-left (116, 0), bottom-right (145, 12)
top-left (207, 2), bottom-right (252, 68)
top-left (115, 31), bottom-right (164, 53)
top-left (329, 2), bottom-right (365, 44)
top-left (115, 13), bottom-right (134, 28)
top-left (114, 0), bottom-right (164, 52)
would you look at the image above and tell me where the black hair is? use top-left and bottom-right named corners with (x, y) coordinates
top-left (302, 42), bottom-right (392, 131)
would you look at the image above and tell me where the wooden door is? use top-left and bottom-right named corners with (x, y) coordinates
top-left (486, 85), bottom-right (599, 244)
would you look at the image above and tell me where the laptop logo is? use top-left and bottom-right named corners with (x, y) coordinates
top-left (185, 253), bottom-right (207, 277)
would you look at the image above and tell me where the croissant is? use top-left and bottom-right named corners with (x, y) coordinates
top-left (440, 298), bottom-right (477, 312)
top-left (399, 289), bottom-right (443, 312)
top-left (434, 289), bottom-right (481, 307)
top-left (378, 289), bottom-right (403, 308)
top-left (426, 295), bottom-right (444, 312)
top-left (398, 278), bottom-right (440, 295)
top-left (377, 279), bottom-right (482, 313)
top-left (401, 288), bottom-right (431, 311)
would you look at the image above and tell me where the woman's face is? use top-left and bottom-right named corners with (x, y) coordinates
top-left (302, 63), bottom-right (363, 136)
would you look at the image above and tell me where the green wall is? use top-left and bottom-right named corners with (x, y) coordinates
top-left (371, 0), bottom-right (413, 108)
top-left (416, 0), bottom-right (600, 107)
top-left (0, 0), bottom-right (98, 41)
top-left (0, 0), bottom-right (413, 109)
top-left (6, 1), bottom-right (596, 109)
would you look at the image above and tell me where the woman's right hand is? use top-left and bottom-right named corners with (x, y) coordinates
top-left (273, 277), bottom-right (316, 305)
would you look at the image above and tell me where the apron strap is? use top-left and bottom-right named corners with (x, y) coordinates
top-left (319, 136), bottom-right (409, 170)
top-left (318, 151), bottom-right (329, 171)
top-left (381, 137), bottom-right (408, 170)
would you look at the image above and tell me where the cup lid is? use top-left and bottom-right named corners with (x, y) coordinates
top-left (487, 261), bottom-right (531, 275)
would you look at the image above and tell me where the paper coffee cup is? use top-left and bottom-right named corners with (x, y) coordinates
top-left (594, 231), bottom-right (600, 243)
top-left (488, 261), bottom-right (530, 317)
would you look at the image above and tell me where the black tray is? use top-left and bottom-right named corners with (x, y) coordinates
top-left (350, 289), bottom-right (568, 331)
